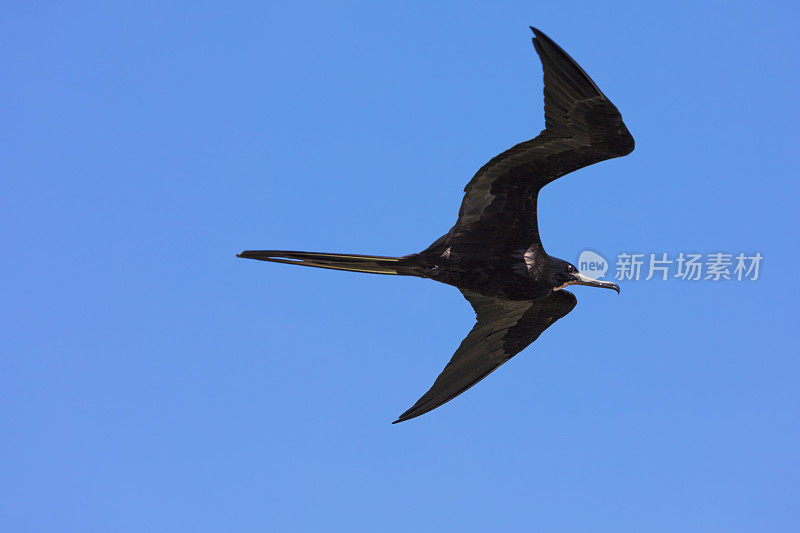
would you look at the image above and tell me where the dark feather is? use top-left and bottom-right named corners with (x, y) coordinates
top-left (448, 28), bottom-right (634, 261)
top-left (393, 290), bottom-right (577, 423)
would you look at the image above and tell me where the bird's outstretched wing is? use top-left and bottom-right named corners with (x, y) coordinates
top-left (451, 28), bottom-right (634, 253)
top-left (393, 289), bottom-right (577, 423)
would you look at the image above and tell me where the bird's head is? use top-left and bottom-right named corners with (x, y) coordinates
top-left (548, 257), bottom-right (620, 294)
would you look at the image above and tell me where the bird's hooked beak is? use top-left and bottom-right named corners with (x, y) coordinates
top-left (571, 272), bottom-right (620, 294)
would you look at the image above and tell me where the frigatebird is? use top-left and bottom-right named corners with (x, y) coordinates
top-left (238, 28), bottom-right (634, 423)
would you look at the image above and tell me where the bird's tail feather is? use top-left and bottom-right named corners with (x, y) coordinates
top-left (237, 250), bottom-right (417, 276)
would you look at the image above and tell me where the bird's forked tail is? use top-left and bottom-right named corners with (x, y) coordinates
top-left (236, 250), bottom-right (418, 276)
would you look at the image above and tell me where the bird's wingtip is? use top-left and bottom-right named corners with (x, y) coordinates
top-left (392, 413), bottom-right (412, 424)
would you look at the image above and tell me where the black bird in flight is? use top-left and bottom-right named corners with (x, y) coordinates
top-left (238, 28), bottom-right (634, 423)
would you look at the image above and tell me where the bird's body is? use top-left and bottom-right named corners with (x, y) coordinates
top-left (239, 28), bottom-right (634, 423)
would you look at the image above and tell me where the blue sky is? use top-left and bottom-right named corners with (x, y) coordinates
top-left (2, 1), bottom-right (799, 531)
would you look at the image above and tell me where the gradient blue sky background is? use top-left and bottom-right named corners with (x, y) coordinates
top-left (3, 2), bottom-right (799, 531)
